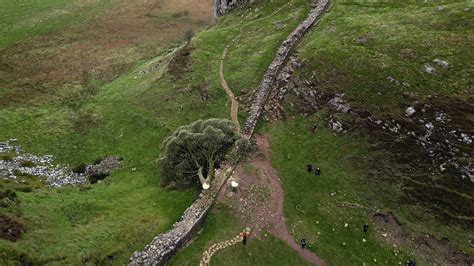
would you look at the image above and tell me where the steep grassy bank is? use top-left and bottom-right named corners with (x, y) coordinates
top-left (0, 0), bottom-right (220, 264)
top-left (267, 0), bottom-right (473, 264)
top-left (175, 0), bottom-right (473, 265)
top-left (1, 0), bottom-right (472, 264)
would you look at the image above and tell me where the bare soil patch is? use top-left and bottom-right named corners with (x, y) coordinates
top-left (168, 44), bottom-right (193, 80)
top-left (0, 214), bottom-right (25, 241)
top-left (216, 135), bottom-right (325, 265)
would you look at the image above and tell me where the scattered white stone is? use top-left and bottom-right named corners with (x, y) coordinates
top-left (344, 223), bottom-right (348, 228)
top-left (423, 64), bottom-right (435, 74)
top-left (461, 133), bottom-right (472, 144)
top-left (433, 59), bottom-right (449, 68)
top-left (405, 106), bottom-right (416, 117)
top-left (440, 163), bottom-right (447, 172)
top-left (362, 238), bottom-right (366, 243)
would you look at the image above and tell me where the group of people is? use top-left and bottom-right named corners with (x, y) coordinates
top-left (307, 164), bottom-right (321, 175)
top-left (298, 224), bottom-right (416, 265)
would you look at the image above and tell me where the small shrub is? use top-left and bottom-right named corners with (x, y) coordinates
top-left (1, 153), bottom-right (14, 161)
top-left (0, 214), bottom-right (25, 241)
top-left (92, 158), bottom-right (103, 165)
top-left (171, 10), bottom-right (189, 18)
top-left (19, 160), bottom-right (35, 168)
top-left (184, 29), bottom-right (194, 43)
top-left (72, 163), bottom-right (87, 174)
top-left (88, 173), bottom-right (109, 184)
top-left (16, 186), bottom-right (32, 193)
top-left (0, 190), bottom-right (17, 200)
top-left (226, 137), bottom-right (255, 165)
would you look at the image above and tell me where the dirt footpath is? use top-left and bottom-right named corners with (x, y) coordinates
top-left (216, 135), bottom-right (325, 265)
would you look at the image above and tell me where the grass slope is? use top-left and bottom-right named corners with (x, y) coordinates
top-left (0, 0), bottom-right (120, 48)
top-left (169, 208), bottom-right (311, 266)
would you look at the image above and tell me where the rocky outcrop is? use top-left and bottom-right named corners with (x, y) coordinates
top-left (128, 164), bottom-right (234, 266)
top-left (0, 140), bottom-right (88, 187)
top-left (0, 140), bottom-right (121, 187)
top-left (214, 0), bottom-right (255, 17)
top-left (242, 0), bottom-right (330, 136)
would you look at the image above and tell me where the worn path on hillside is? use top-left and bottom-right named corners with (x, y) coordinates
top-left (215, 135), bottom-right (325, 265)
top-left (218, 3), bottom-right (291, 133)
top-left (214, 0), bottom-right (331, 265)
top-left (219, 47), bottom-right (241, 132)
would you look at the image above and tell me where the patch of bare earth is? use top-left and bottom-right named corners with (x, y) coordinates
top-left (0, 214), bottom-right (25, 242)
top-left (215, 134), bottom-right (325, 265)
top-left (0, 0), bottom-right (214, 107)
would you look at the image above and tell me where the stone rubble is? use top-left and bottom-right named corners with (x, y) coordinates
top-left (214, 0), bottom-right (256, 17)
top-left (433, 59), bottom-right (449, 68)
top-left (328, 94), bottom-right (351, 113)
top-left (405, 106), bottom-right (416, 117)
top-left (265, 53), bottom-right (473, 183)
top-left (423, 64), bottom-right (435, 74)
top-left (328, 117), bottom-right (344, 133)
top-left (0, 140), bottom-right (121, 187)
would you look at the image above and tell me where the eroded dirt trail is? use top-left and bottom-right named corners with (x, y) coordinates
top-left (219, 46), bottom-right (241, 132)
top-left (216, 135), bottom-right (325, 265)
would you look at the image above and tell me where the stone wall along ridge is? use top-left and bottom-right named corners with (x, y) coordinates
top-left (242, 0), bottom-right (330, 137)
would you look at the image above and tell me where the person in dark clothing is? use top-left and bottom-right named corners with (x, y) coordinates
top-left (301, 238), bottom-right (306, 249)
top-left (307, 164), bottom-right (313, 173)
top-left (312, 124), bottom-right (318, 132)
top-left (240, 231), bottom-right (249, 245)
top-left (315, 167), bottom-right (321, 176)
top-left (363, 223), bottom-right (369, 233)
top-left (404, 260), bottom-right (416, 266)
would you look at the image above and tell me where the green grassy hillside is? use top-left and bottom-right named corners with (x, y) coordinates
top-left (1, 0), bottom-right (472, 265)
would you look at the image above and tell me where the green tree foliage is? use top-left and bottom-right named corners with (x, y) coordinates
top-left (159, 119), bottom-right (238, 188)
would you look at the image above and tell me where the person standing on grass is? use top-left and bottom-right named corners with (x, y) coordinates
top-left (301, 238), bottom-right (306, 249)
top-left (240, 231), bottom-right (249, 245)
top-left (315, 167), bottom-right (321, 176)
top-left (307, 164), bottom-right (313, 173)
top-left (363, 223), bottom-right (369, 233)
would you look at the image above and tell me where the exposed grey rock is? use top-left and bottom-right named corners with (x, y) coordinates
top-left (423, 64), bottom-right (435, 74)
top-left (405, 106), bottom-right (416, 117)
top-left (328, 118), bottom-right (344, 133)
top-left (460, 133), bottom-right (472, 144)
top-left (328, 95), bottom-right (351, 113)
top-left (433, 59), bottom-right (449, 68)
top-left (274, 21), bottom-right (285, 30)
top-left (354, 35), bottom-right (368, 44)
top-left (0, 140), bottom-right (121, 187)
top-left (434, 5), bottom-right (445, 12)
top-left (214, 0), bottom-right (255, 17)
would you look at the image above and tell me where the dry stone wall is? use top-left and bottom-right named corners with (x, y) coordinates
top-left (128, 164), bottom-right (234, 266)
top-left (242, 0), bottom-right (330, 136)
top-left (129, 1), bottom-right (331, 264)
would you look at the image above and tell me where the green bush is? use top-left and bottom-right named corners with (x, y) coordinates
top-left (72, 163), bottom-right (87, 174)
